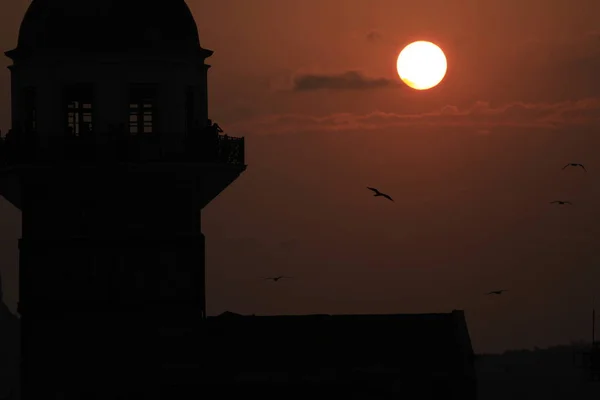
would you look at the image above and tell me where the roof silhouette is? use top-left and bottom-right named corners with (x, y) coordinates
top-left (206, 310), bottom-right (476, 387)
top-left (216, 311), bottom-right (244, 318)
top-left (6, 0), bottom-right (208, 60)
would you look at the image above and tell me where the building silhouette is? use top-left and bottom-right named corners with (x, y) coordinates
top-left (0, 1), bottom-right (479, 399)
top-left (205, 310), bottom-right (478, 399)
top-left (0, 0), bottom-right (245, 398)
top-left (574, 309), bottom-right (600, 382)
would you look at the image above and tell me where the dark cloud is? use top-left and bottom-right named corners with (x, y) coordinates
top-left (292, 71), bottom-right (399, 92)
top-left (229, 98), bottom-right (600, 136)
top-left (366, 31), bottom-right (383, 43)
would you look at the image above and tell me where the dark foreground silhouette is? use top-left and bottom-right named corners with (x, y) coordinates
top-left (2, 303), bottom-right (600, 399)
top-left (204, 310), bottom-right (477, 398)
top-left (0, 307), bottom-right (477, 399)
top-left (477, 344), bottom-right (600, 399)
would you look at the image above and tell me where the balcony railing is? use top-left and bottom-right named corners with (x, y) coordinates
top-left (0, 128), bottom-right (245, 167)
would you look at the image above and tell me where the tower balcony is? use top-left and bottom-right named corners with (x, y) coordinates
top-left (0, 129), bottom-right (245, 166)
top-left (0, 128), bottom-right (246, 211)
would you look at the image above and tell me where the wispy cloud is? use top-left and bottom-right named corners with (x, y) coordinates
top-left (229, 99), bottom-right (600, 135)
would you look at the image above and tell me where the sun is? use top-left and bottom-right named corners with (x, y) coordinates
top-left (396, 41), bottom-right (447, 90)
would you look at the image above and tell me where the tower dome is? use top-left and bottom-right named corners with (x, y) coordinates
top-left (6, 0), bottom-right (210, 60)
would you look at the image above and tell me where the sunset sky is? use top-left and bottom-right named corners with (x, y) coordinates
top-left (2, 0), bottom-right (600, 353)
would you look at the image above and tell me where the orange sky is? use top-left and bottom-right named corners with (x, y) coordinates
top-left (2, 0), bottom-right (600, 353)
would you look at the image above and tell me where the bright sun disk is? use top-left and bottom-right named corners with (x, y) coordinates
top-left (396, 41), bottom-right (447, 90)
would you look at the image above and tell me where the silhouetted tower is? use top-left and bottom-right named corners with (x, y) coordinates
top-left (0, 0), bottom-right (245, 398)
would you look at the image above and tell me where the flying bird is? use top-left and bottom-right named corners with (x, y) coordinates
top-left (486, 290), bottom-right (508, 295)
top-left (550, 201), bottom-right (572, 205)
top-left (562, 163), bottom-right (586, 171)
top-left (366, 187), bottom-right (394, 202)
top-left (263, 276), bottom-right (292, 282)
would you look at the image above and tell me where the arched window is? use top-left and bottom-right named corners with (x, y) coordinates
top-left (129, 84), bottom-right (157, 134)
top-left (64, 84), bottom-right (94, 136)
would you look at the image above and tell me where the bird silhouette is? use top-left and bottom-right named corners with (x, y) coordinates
top-left (562, 163), bottom-right (586, 172)
top-left (367, 187), bottom-right (394, 202)
top-left (486, 290), bottom-right (508, 295)
top-left (550, 201), bottom-right (572, 205)
top-left (263, 276), bottom-right (292, 282)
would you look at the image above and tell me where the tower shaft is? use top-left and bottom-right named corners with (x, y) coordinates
top-left (16, 164), bottom-right (224, 397)
top-left (2, 2), bottom-right (247, 397)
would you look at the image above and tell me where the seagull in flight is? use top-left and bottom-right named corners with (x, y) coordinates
top-left (366, 187), bottom-right (394, 202)
top-left (550, 200), bottom-right (572, 205)
top-left (486, 290), bottom-right (508, 295)
top-left (263, 276), bottom-right (292, 282)
top-left (562, 163), bottom-right (586, 172)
